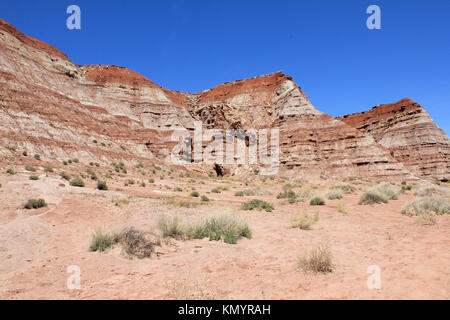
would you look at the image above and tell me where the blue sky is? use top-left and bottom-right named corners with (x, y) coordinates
top-left (1, 0), bottom-right (449, 134)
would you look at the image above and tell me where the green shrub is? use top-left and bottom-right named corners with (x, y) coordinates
top-left (89, 229), bottom-right (115, 252)
top-left (241, 199), bottom-right (274, 212)
top-left (70, 177), bottom-right (84, 187)
top-left (25, 165), bottom-right (36, 172)
top-left (211, 188), bottom-right (221, 193)
top-left (186, 214), bottom-right (251, 244)
top-left (97, 180), bottom-right (108, 190)
top-left (72, 158), bottom-right (79, 163)
top-left (24, 198), bottom-right (47, 209)
top-left (234, 191), bottom-right (244, 196)
top-left (298, 245), bottom-right (334, 273)
top-left (44, 166), bottom-right (53, 172)
top-left (148, 178), bottom-right (155, 183)
top-left (190, 191), bottom-right (200, 197)
top-left (6, 168), bottom-right (16, 175)
top-left (29, 175), bottom-right (39, 180)
top-left (310, 196), bottom-right (325, 206)
top-left (402, 184), bottom-right (413, 191)
top-left (174, 187), bottom-right (182, 192)
top-left (201, 195), bottom-right (210, 202)
top-left (22, 151), bottom-right (27, 156)
top-left (59, 171), bottom-right (71, 180)
top-left (33, 154), bottom-right (40, 160)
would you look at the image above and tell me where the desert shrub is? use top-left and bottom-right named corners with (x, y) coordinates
top-left (211, 188), bottom-right (221, 193)
top-left (201, 195), bottom-right (210, 202)
top-left (29, 175), bottom-right (39, 180)
top-left (127, 179), bottom-right (135, 185)
top-left (70, 177), bottom-right (84, 187)
top-left (187, 214), bottom-right (251, 244)
top-left (359, 184), bottom-right (398, 205)
top-left (92, 139), bottom-right (97, 144)
top-left (190, 191), bottom-right (200, 197)
top-left (148, 178), bottom-right (155, 183)
top-left (6, 168), bottom-right (16, 175)
top-left (25, 165), bottom-right (36, 172)
top-left (234, 191), bottom-right (244, 197)
top-left (415, 187), bottom-right (434, 197)
top-left (174, 187), bottom-right (182, 192)
top-left (277, 189), bottom-right (297, 200)
top-left (68, 159), bottom-right (72, 164)
top-left (44, 166), bottom-right (53, 172)
top-left (72, 158), bottom-right (79, 163)
top-left (290, 212), bottom-right (319, 230)
top-left (22, 151), bottom-right (27, 156)
top-left (97, 180), bottom-right (108, 190)
top-left (330, 183), bottom-right (356, 194)
top-left (326, 189), bottom-right (343, 200)
top-left (298, 189), bottom-right (316, 201)
top-left (33, 154), bottom-right (40, 160)
top-left (338, 204), bottom-right (348, 214)
top-left (310, 196), bottom-right (325, 206)
top-left (89, 229), bottom-right (115, 252)
top-left (140, 182), bottom-right (146, 187)
top-left (401, 197), bottom-right (450, 216)
top-left (158, 215), bottom-right (184, 238)
top-left (24, 198), bottom-right (47, 209)
top-left (63, 160), bottom-right (68, 165)
top-left (402, 184), bottom-right (413, 191)
top-left (241, 199), bottom-right (274, 212)
top-left (115, 227), bottom-right (160, 258)
top-left (59, 171), bottom-right (71, 180)
top-left (298, 245), bottom-right (334, 273)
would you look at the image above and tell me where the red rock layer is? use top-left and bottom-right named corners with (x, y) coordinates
top-left (338, 99), bottom-right (450, 181)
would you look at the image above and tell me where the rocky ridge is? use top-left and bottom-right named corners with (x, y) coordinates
top-left (0, 19), bottom-right (448, 181)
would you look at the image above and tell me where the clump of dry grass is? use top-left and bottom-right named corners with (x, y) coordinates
top-left (337, 203), bottom-right (348, 214)
top-left (298, 245), bottom-right (334, 273)
top-left (290, 212), bottom-right (319, 230)
top-left (89, 228), bottom-right (115, 252)
top-left (326, 189), bottom-right (343, 200)
top-left (415, 212), bottom-right (437, 226)
top-left (158, 215), bottom-right (184, 239)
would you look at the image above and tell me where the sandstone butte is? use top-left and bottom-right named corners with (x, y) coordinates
top-left (0, 19), bottom-right (448, 182)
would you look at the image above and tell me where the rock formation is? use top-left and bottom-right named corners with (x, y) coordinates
top-left (339, 99), bottom-right (450, 181)
top-left (0, 19), bottom-right (448, 181)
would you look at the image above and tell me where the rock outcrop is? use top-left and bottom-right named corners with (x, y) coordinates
top-left (338, 99), bottom-right (450, 181)
top-left (0, 19), bottom-right (447, 181)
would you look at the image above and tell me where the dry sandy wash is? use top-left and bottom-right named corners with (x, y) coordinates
top-left (0, 165), bottom-right (448, 300)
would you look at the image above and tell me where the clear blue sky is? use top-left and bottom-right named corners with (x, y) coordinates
top-left (1, 0), bottom-right (449, 134)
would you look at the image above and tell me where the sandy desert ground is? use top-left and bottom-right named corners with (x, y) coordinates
top-left (0, 163), bottom-right (448, 300)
